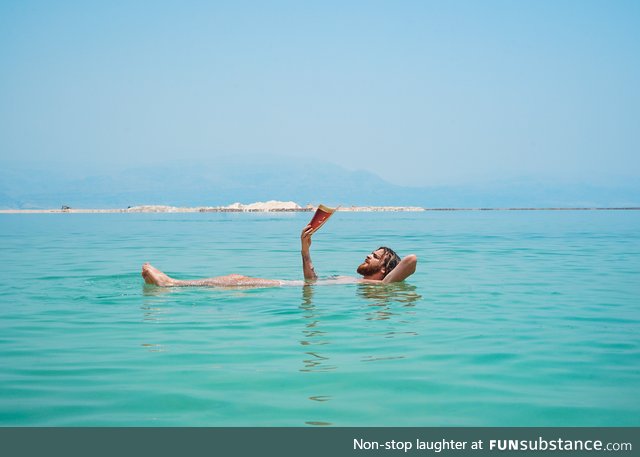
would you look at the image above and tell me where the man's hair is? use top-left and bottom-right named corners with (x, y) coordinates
top-left (378, 246), bottom-right (401, 278)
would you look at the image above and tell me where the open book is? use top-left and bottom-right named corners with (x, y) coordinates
top-left (308, 204), bottom-right (336, 233)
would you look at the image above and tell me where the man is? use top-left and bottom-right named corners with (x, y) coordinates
top-left (141, 224), bottom-right (417, 287)
top-left (299, 224), bottom-right (417, 284)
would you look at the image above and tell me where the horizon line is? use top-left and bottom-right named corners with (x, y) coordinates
top-left (1, 207), bottom-right (639, 214)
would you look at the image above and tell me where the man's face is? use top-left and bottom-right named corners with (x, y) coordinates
top-left (356, 248), bottom-right (386, 276)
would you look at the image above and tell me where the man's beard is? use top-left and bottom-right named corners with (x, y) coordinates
top-left (357, 262), bottom-right (380, 276)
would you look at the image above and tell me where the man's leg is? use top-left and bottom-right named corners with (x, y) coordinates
top-left (141, 263), bottom-right (281, 287)
top-left (142, 263), bottom-right (179, 286)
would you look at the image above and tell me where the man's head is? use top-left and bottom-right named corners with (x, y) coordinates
top-left (356, 246), bottom-right (401, 279)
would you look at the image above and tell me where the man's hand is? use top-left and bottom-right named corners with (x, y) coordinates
top-left (301, 224), bottom-right (313, 252)
top-left (301, 224), bottom-right (317, 281)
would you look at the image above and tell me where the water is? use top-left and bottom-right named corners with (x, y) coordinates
top-left (0, 211), bottom-right (639, 426)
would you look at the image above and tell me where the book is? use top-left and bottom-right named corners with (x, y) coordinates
top-left (308, 204), bottom-right (336, 233)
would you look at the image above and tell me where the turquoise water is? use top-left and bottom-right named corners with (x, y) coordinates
top-left (0, 211), bottom-right (639, 426)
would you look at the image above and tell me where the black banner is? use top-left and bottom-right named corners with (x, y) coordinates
top-left (2, 427), bottom-right (637, 457)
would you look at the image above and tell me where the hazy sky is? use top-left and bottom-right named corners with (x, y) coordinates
top-left (1, 1), bottom-right (638, 186)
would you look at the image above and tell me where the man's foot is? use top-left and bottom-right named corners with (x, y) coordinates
top-left (141, 263), bottom-right (176, 287)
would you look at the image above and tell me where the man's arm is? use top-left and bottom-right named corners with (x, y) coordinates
top-left (301, 224), bottom-right (318, 281)
top-left (382, 254), bottom-right (418, 284)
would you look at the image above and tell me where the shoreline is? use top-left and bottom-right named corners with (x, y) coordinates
top-left (1, 205), bottom-right (639, 214)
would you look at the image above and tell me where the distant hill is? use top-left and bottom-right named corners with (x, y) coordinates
top-left (0, 158), bottom-right (638, 209)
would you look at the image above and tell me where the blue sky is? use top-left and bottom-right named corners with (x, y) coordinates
top-left (1, 0), bottom-right (638, 186)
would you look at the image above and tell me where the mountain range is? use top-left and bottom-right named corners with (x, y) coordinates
top-left (1, 158), bottom-right (638, 209)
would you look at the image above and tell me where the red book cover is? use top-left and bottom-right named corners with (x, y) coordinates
top-left (308, 204), bottom-right (336, 233)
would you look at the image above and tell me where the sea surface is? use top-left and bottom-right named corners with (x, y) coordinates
top-left (0, 211), bottom-right (638, 426)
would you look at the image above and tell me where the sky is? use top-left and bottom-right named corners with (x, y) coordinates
top-left (0, 0), bottom-right (638, 187)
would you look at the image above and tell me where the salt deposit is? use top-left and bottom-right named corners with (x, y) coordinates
top-left (0, 201), bottom-right (429, 213)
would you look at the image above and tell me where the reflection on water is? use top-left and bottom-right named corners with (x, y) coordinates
top-left (298, 282), bottom-right (423, 373)
top-left (140, 285), bottom-right (176, 355)
top-left (358, 282), bottom-right (422, 322)
top-left (140, 302), bottom-right (168, 322)
top-left (141, 343), bottom-right (166, 352)
top-left (299, 285), bottom-right (336, 372)
top-left (299, 281), bottom-right (423, 426)
top-left (361, 355), bottom-right (405, 362)
top-left (301, 351), bottom-right (335, 372)
top-left (300, 283), bottom-right (314, 310)
top-left (138, 281), bottom-right (424, 426)
top-left (142, 284), bottom-right (175, 297)
top-left (357, 282), bottom-right (422, 307)
top-left (141, 285), bottom-right (174, 322)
